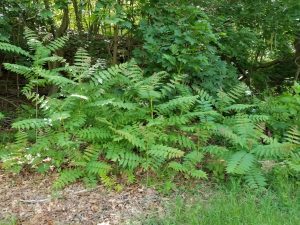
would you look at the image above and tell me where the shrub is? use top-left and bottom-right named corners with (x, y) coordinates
top-left (0, 28), bottom-right (299, 189)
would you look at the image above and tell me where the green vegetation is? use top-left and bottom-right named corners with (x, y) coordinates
top-left (140, 180), bottom-right (300, 225)
top-left (141, 189), bottom-right (299, 225)
top-left (0, 0), bottom-right (299, 223)
top-left (1, 30), bottom-right (299, 190)
top-left (0, 216), bottom-right (17, 225)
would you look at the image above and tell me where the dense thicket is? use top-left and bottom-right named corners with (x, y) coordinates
top-left (0, 0), bottom-right (299, 189)
top-left (1, 0), bottom-right (299, 91)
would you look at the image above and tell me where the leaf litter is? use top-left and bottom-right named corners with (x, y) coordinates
top-left (0, 170), bottom-right (165, 225)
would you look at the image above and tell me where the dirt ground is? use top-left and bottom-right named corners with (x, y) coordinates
top-left (0, 171), bottom-right (165, 225)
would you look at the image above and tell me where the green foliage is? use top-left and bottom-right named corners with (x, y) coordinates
top-left (0, 42), bottom-right (32, 57)
top-left (260, 83), bottom-right (300, 135)
top-left (139, 183), bottom-right (300, 225)
top-left (0, 30), bottom-right (299, 190)
top-left (0, 112), bottom-right (4, 121)
top-left (53, 168), bottom-right (84, 189)
top-left (1, 0), bottom-right (299, 93)
top-left (226, 151), bottom-right (256, 174)
top-left (198, 0), bottom-right (300, 89)
top-left (0, 216), bottom-right (18, 225)
top-left (0, 34), bottom-right (209, 187)
top-left (12, 118), bottom-right (50, 130)
top-left (46, 36), bottom-right (69, 52)
top-left (134, 0), bottom-right (238, 92)
top-left (245, 169), bottom-right (267, 189)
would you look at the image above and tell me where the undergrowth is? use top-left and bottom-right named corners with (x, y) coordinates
top-left (0, 28), bottom-right (299, 190)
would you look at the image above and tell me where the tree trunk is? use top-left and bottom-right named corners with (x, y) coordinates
top-left (294, 33), bottom-right (300, 81)
top-left (56, 6), bottom-right (69, 38)
top-left (71, 0), bottom-right (84, 36)
top-left (43, 0), bottom-right (56, 37)
top-left (112, 25), bottom-right (119, 65)
top-left (48, 3), bottom-right (70, 95)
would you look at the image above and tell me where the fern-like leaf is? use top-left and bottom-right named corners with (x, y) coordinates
top-left (244, 169), bottom-right (267, 188)
top-left (226, 151), bottom-right (256, 174)
top-left (285, 126), bottom-right (300, 144)
top-left (12, 118), bottom-right (50, 130)
top-left (148, 145), bottom-right (184, 159)
top-left (53, 168), bottom-right (83, 189)
top-left (46, 36), bottom-right (69, 52)
top-left (0, 42), bottom-right (32, 57)
top-left (157, 95), bottom-right (199, 114)
top-left (3, 63), bottom-right (32, 79)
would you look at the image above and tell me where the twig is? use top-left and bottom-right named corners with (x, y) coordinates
top-left (19, 186), bottom-right (101, 204)
top-left (20, 198), bottom-right (51, 204)
top-left (0, 96), bottom-right (18, 108)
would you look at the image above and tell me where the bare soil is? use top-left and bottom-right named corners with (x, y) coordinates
top-left (0, 171), bottom-right (165, 225)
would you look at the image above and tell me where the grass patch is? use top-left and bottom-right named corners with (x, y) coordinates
top-left (140, 181), bottom-right (300, 225)
top-left (0, 216), bottom-right (18, 225)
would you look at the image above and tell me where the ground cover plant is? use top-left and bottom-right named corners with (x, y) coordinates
top-left (139, 179), bottom-right (300, 225)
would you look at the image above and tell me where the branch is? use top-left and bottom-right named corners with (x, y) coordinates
top-left (0, 96), bottom-right (19, 108)
top-left (20, 198), bottom-right (51, 204)
top-left (253, 59), bottom-right (285, 70)
top-left (19, 186), bottom-right (101, 204)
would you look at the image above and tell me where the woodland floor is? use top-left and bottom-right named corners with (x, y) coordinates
top-left (0, 171), bottom-right (166, 225)
top-left (1, 170), bottom-right (299, 225)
